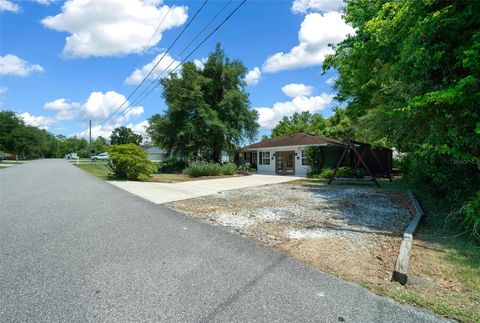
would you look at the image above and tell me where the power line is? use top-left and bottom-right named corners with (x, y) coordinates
top-left (89, 6), bottom-right (171, 129)
top-left (98, 0), bottom-right (209, 127)
top-left (105, 0), bottom-right (246, 127)
top-left (104, 0), bottom-right (233, 127)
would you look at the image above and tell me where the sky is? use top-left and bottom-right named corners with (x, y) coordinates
top-left (0, 0), bottom-right (354, 142)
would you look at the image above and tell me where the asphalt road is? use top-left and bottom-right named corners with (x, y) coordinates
top-left (0, 159), bottom-right (447, 322)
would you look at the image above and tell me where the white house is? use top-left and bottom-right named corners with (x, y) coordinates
top-left (142, 145), bottom-right (166, 162)
top-left (238, 133), bottom-right (346, 177)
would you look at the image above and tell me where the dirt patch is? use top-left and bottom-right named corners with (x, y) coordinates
top-left (166, 183), bottom-right (414, 287)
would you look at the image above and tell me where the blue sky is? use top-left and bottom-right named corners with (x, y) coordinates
top-left (0, 0), bottom-right (352, 141)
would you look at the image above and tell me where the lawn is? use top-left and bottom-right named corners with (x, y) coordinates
top-left (74, 163), bottom-right (111, 179)
top-left (74, 162), bottom-right (193, 183)
top-left (290, 178), bottom-right (480, 323)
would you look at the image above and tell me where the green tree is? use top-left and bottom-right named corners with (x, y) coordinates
top-left (147, 43), bottom-right (258, 162)
top-left (323, 0), bottom-right (480, 236)
top-left (92, 136), bottom-right (109, 154)
top-left (110, 126), bottom-right (142, 146)
top-left (271, 111), bottom-right (329, 137)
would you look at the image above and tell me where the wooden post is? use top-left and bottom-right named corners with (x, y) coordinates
top-left (328, 145), bottom-right (348, 184)
top-left (351, 146), bottom-right (379, 187)
top-left (369, 147), bottom-right (393, 181)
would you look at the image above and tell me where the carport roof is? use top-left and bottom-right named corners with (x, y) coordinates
top-left (241, 133), bottom-right (345, 150)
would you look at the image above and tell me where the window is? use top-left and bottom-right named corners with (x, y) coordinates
top-left (259, 151), bottom-right (270, 165)
top-left (301, 150), bottom-right (309, 166)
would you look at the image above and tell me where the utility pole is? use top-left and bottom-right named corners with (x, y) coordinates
top-left (89, 120), bottom-right (92, 160)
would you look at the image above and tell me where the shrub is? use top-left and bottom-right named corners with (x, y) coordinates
top-left (183, 162), bottom-right (240, 177)
top-left (306, 146), bottom-right (325, 174)
top-left (307, 167), bottom-right (334, 179)
top-left (336, 166), bottom-right (354, 178)
top-left (106, 144), bottom-right (155, 181)
top-left (184, 162), bottom-right (223, 177)
top-left (319, 167), bottom-right (334, 178)
top-left (221, 163), bottom-right (238, 175)
top-left (157, 157), bottom-right (188, 173)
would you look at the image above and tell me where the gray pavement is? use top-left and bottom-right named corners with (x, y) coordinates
top-left (0, 159), bottom-right (447, 322)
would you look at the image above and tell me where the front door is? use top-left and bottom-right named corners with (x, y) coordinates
top-left (275, 151), bottom-right (295, 175)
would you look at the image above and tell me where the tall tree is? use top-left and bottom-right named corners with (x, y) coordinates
top-left (271, 112), bottom-right (328, 137)
top-left (92, 136), bottom-right (109, 153)
top-left (147, 43), bottom-right (258, 162)
top-left (323, 0), bottom-right (480, 232)
top-left (110, 126), bottom-right (143, 146)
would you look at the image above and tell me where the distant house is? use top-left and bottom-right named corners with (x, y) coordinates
top-left (238, 133), bottom-right (346, 177)
top-left (142, 145), bottom-right (166, 162)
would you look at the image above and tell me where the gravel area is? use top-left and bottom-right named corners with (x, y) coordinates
top-left (167, 183), bottom-right (415, 286)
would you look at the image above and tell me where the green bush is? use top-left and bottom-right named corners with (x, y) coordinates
top-left (183, 162), bottom-right (239, 177)
top-left (307, 167), bottom-right (334, 179)
top-left (306, 146), bottom-right (325, 174)
top-left (157, 157), bottom-right (188, 173)
top-left (184, 162), bottom-right (223, 177)
top-left (336, 166), bottom-right (354, 178)
top-left (106, 144), bottom-right (155, 181)
top-left (221, 163), bottom-right (238, 175)
top-left (319, 167), bottom-right (334, 178)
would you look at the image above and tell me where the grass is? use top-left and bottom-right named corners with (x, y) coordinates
top-left (288, 178), bottom-right (480, 322)
top-left (75, 162), bottom-right (209, 183)
top-left (74, 163), bottom-right (111, 179)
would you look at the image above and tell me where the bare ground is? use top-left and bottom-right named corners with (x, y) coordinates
top-left (166, 183), bottom-right (415, 287)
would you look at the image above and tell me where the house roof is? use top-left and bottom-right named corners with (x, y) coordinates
top-left (142, 145), bottom-right (165, 153)
top-left (241, 133), bottom-right (344, 150)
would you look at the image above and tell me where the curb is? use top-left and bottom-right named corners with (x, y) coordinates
top-left (392, 190), bottom-right (424, 285)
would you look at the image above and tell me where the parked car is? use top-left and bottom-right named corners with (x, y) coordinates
top-left (91, 152), bottom-right (109, 161)
top-left (64, 153), bottom-right (79, 159)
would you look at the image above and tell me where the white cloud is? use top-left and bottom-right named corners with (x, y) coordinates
top-left (255, 93), bottom-right (334, 130)
top-left (34, 0), bottom-right (58, 4)
top-left (0, 0), bottom-right (20, 13)
top-left (77, 119), bottom-right (148, 139)
top-left (43, 98), bottom-right (81, 120)
top-left (43, 91), bottom-right (143, 124)
top-left (292, 0), bottom-right (344, 14)
top-left (281, 83), bottom-right (314, 97)
top-left (244, 67), bottom-right (261, 86)
top-left (0, 87), bottom-right (7, 94)
top-left (263, 12), bottom-right (354, 73)
top-left (128, 119), bottom-right (149, 138)
top-left (77, 124), bottom-right (114, 139)
top-left (83, 91), bottom-right (144, 122)
top-left (0, 54), bottom-right (44, 76)
top-left (41, 0), bottom-right (188, 58)
top-left (20, 112), bottom-right (56, 129)
top-left (125, 52), bottom-right (180, 85)
top-left (193, 58), bottom-right (206, 70)
top-left (325, 76), bottom-right (337, 85)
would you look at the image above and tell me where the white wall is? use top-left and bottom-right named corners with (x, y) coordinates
top-left (255, 146), bottom-right (312, 177)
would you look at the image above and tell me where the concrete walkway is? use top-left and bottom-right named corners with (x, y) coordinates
top-left (108, 174), bottom-right (298, 204)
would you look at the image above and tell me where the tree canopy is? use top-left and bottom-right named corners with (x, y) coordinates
top-left (0, 110), bottom-right (109, 159)
top-left (323, 0), bottom-right (480, 236)
top-left (110, 126), bottom-right (143, 146)
top-left (147, 43), bottom-right (258, 162)
top-left (270, 109), bottom-right (355, 142)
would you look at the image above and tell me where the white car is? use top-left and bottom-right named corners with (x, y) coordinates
top-left (64, 153), bottom-right (79, 159)
top-left (90, 152), bottom-right (109, 160)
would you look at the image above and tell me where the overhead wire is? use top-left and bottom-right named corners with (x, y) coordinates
top-left (104, 0), bottom-right (246, 127)
top-left (98, 0), bottom-right (209, 127)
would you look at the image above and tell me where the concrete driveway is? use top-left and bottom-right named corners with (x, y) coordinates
top-left (108, 174), bottom-right (298, 204)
